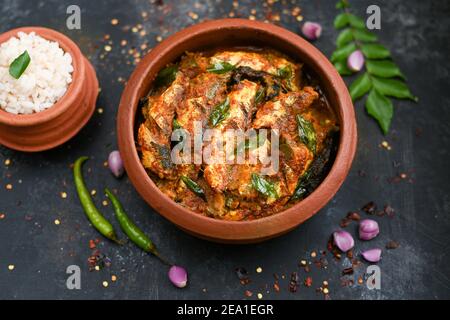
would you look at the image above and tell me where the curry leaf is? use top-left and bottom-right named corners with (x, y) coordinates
top-left (349, 73), bottom-right (372, 100)
top-left (297, 115), bottom-right (317, 154)
top-left (347, 14), bottom-right (366, 29)
top-left (173, 118), bottom-right (182, 130)
top-left (366, 60), bottom-right (405, 79)
top-left (371, 77), bottom-right (418, 101)
top-left (290, 171), bottom-right (311, 201)
top-left (331, 42), bottom-right (357, 62)
top-left (181, 176), bottom-right (206, 200)
top-left (336, 0), bottom-right (349, 9)
top-left (334, 60), bottom-right (353, 76)
top-left (207, 61), bottom-right (235, 74)
top-left (334, 13), bottom-right (350, 29)
top-left (251, 173), bottom-right (278, 199)
top-left (365, 89), bottom-right (393, 134)
top-left (336, 29), bottom-right (353, 48)
top-left (154, 65), bottom-right (178, 87)
top-left (254, 87), bottom-right (266, 105)
top-left (277, 66), bottom-right (292, 79)
top-left (361, 43), bottom-right (390, 59)
top-left (209, 97), bottom-right (230, 127)
top-left (9, 50), bottom-right (30, 79)
top-left (353, 29), bottom-right (377, 42)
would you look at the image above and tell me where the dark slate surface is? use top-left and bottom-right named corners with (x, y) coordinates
top-left (0, 0), bottom-right (449, 300)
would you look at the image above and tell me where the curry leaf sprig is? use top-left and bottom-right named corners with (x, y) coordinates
top-left (331, 0), bottom-right (417, 134)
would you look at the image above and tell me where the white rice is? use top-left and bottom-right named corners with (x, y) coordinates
top-left (0, 32), bottom-right (73, 115)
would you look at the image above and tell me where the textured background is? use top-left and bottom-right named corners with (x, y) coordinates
top-left (0, 0), bottom-right (449, 299)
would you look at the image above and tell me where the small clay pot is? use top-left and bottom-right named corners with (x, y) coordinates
top-left (117, 19), bottom-right (357, 243)
top-left (0, 27), bottom-right (98, 152)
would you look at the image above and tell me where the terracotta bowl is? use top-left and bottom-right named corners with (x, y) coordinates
top-left (118, 19), bottom-right (357, 243)
top-left (0, 27), bottom-right (98, 152)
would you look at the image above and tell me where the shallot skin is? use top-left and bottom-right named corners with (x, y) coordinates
top-left (108, 150), bottom-right (124, 178)
top-left (359, 219), bottom-right (380, 240)
top-left (168, 265), bottom-right (188, 288)
top-left (333, 230), bottom-right (355, 252)
top-left (347, 50), bottom-right (365, 72)
top-left (361, 248), bottom-right (382, 262)
top-left (301, 22), bottom-right (322, 41)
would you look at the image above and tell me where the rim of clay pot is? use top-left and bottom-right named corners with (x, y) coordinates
top-left (0, 26), bottom-right (83, 127)
top-left (118, 19), bottom-right (357, 243)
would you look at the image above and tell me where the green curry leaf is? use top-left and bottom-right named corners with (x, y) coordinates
top-left (361, 43), bottom-right (390, 59)
top-left (349, 73), bottom-right (372, 100)
top-left (365, 89), bottom-right (393, 135)
top-left (297, 115), bottom-right (317, 154)
top-left (9, 50), bottom-right (30, 79)
top-left (251, 173), bottom-right (278, 199)
top-left (371, 76), bottom-right (418, 101)
top-left (154, 65), bottom-right (178, 88)
top-left (290, 171), bottom-right (311, 201)
top-left (334, 60), bottom-right (353, 76)
top-left (366, 60), bottom-right (405, 79)
top-left (209, 97), bottom-right (230, 127)
top-left (331, 42), bottom-right (357, 62)
top-left (207, 61), bottom-right (235, 74)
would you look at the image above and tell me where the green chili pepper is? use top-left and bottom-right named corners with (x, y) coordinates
top-left (105, 188), bottom-right (170, 265)
top-left (73, 157), bottom-right (119, 243)
top-left (181, 176), bottom-right (206, 200)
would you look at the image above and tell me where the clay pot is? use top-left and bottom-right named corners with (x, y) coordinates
top-left (117, 19), bottom-right (357, 243)
top-left (0, 27), bottom-right (98, 152)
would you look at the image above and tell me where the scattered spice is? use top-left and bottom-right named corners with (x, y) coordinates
top-left (111, 275), bottom-right (117, 282)
top-left (8, 264), bottom-right (15, 271)
top-left (5, 184), bottom-right (12, 190)
top-left (257, 293), bottom-right (263, 299)
top-left (0, 213), bottom-right (5, 219)
top-left (235, 267), bottom-right (250, 285)
top-left (310, 251), bottom-right (317, 258)
top-left (89, 239), bottom-right (96, 249)
top-left (60, 191), bottom-right (67, 199)
top-left (104, 45), bottom-right (112, 52)
top-left (244, 290), bottom-right (253, 297)
top-left (362, 201), bottom-right (377, 214)
top-left (102, 281), bottom-right (109, 288)
top-left (386, 240), bottom-right (399, 249)
top-left (256, 267), bottom-right (262, 273)
top-left (273, 282), bottom-right (280, 292)
top-left (111, 18), bottom-right (119, 25)
top-left (4, 159), bottom-right (11, 166)
top-left (342, 267), bottom-right (354, 275)
top-left (97, 108), bottom-right (104, 114)
top-left (54, 219), bottom-right (61, 225)
top-left (304, 276), bottom-right (313, 287)
top-left (289, 272), bottom-right (299, 292)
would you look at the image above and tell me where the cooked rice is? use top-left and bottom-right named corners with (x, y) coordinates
top-left (0, 32), bottom-right (73, 115)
